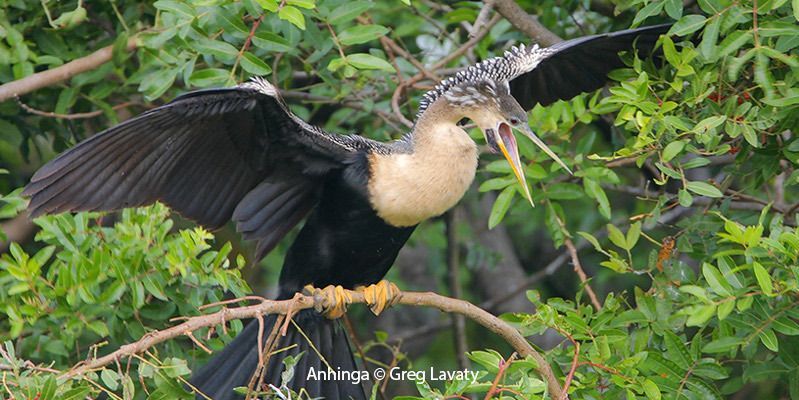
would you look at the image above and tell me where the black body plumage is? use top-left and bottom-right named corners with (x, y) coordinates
top-left (22, 24), bottom-right (670, 400)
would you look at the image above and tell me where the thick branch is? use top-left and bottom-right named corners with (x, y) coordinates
top-left (0, 38), bottom-right (138, 103)
top-left (60, 290), bottom-right (564, 399)
top-left (492, 0), bottom-right (563, 45)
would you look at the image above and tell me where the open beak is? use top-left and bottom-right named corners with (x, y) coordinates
top-left (496, 122), bottom-right (534, 206)
top-left (494, 122), bottom-right (573, 207)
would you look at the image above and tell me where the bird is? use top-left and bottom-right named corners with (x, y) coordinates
top-left (23, 24), bottom-right (670, 400)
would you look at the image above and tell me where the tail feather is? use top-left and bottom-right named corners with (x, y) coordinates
top-left (191, 311), bottom-right (366, 400)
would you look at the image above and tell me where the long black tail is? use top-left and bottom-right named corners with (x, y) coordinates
top-left (191, 310), bottom-right (366, 399)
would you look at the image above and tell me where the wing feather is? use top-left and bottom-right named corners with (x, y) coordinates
top-left (418, 24), bottom-right (670, 115)
top-left (24, 78), bottom-right (362, 258)
top-left (509, 24), bottom-right (671, 109)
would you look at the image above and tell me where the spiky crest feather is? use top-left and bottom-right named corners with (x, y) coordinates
top-left (417, 44), bottom-right (554, 117)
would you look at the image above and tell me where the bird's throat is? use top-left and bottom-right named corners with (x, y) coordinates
top-left (367, 122), bottom-right (478, 227)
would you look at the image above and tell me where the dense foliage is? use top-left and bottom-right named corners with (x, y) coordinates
top-left (1, 0), bottom-right (797, 399)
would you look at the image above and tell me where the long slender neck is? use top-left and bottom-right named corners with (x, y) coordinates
top-left (407, 98), bottom-right (466, 151)
top-left (367, 98), bottom-right (479, 227)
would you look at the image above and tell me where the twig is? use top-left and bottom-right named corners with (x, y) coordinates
top-left (446, 210), bottom-right (470, 370)
top-left (229, 15), bottom-right (264, 81)
top-left (559, 331), bottom-right (580, 400)
top-left (484, 353), bottom-right (516, 400)
top-left (281, 90), bottom-right (408, 129)
top-left (471, 0), bottom-right (495, 38)
top-left (343, 315), bottom-right (386, 400)
top-left (184, 331), bottom-right (212, 354)
top-left (552, 214), bottom-right (602, 310)
top-left (16, 99), bottom-right (138, 120)
top-left (0, 37), bottom-right (138, 102)
top-left (390, 14), bottom-right (501, 124)
top-left (492, 0), bottom-right (563, 46)
top-left (58, 290), bottom-right (564, 399)
top-left (564, 237), bottom-right (602, 310)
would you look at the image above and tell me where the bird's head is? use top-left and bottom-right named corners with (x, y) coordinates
top-left (448, 79), bottom-right (572, 205)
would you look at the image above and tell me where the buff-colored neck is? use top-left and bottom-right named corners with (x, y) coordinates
top-left (409, 98), bottom-right (467, 151)
top-left (367, 98), bottom-right (479, 227)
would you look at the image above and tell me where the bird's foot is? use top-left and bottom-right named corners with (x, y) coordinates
top-left (356, 280), bottom-right (401, 316)
top-left (303, 284), bottom-right (352, 319)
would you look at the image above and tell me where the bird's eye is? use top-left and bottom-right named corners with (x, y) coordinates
top-left (509, 118), bottom-right (520, 125)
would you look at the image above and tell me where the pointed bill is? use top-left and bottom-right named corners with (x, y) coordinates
top-left (497, 123), bottom-right (534, 206)
top-left (519, 125), bottom-right (573, 175)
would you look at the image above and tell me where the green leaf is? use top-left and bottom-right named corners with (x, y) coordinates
top-left (40, 376), bottom-right (56, 400)
top-left (626, 222), bottom-right (642, 249)
top-left (601, 257), bottom-right (629, 273)
top-left (753, 261), bottom-right (774, 296)
top-left (718, 30), bottom-right (753, 57)
top-left (255, 0), bottom-right (279, 12)
top-left (643, 378), bottom-right (662, 400)
top-left (607, 224), bottom-right (628, 250)
top-left (686, 181), bottom-right (723, 198)
top-left (190, 68), bottom-right (230, 87)
top-left (240, 52), bottom-right (272, 75)
top-left (686, 304), bottom-right (716, 326)
top-left (794, 0), bottom-right (799, 21)
top-left (287, 0), bottom-right (315, 9)
top-left (679, 188), bottom-right (694, 207)
top-left (347, 53), bottom-right (395, 72)
top-left (338, 25), bottom-right (390, 46)
top-left (52, 6), bottom-right (87, 28)
top-left (278, 6), bottom-right (306, 30)
top-left (328, 1), bottom-right (373, 24)
top-left (669, 15), bottom-right (708, 36)
top-left (664, 0), bottom-right (683, 19)
top-left (694, 115), bottom-right (726, 132)
top-left (717, 300), bottom-right (734, 320)
top-left (773, 317), bottom-right (799, 335)
top-left (662, 141), bottom-right (686, 162)
top-left (62, 387), bottom-right (91, 400)
top-left (252, 31), bottom-right (293, 52)
top-left (154, 0), bottom-right (195, 17)
top-left (101, 369), bottom-right (120, 390)
top-left (754, 50), bottom-right (775, 99)
top-left (633, 2), bottom-right (664, 25)
top-left (546, 182), bottom-right (583, 200)
top-left (583, 178), bottom-right (611, 219)
top-left (193, 38), bottom-right (239, 60)
top-left (328, 57), bottom-right (346, 72)
top-left (488, 187), bottom-right (514, 229)
top-left (664, 331), bottom-right (692, 369)
top-left (702, 337), bottom-right (743, 353)
top-left (741, 124), bottom-right (759, 147)
top-left (759, 329), bottom-right (779, 352)
top-left (140, 68), bottom-right (178, 100)
top-left (699, 16), bottom-right (721, 60)
top-left (578, 231), bottom-right (606, 254)
top-left (702, 262), bottom-right (732, 296)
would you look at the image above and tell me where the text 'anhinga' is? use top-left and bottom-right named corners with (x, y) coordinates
top-left (23, 24), bottom-right (669, 400)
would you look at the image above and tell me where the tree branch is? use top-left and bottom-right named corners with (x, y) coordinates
top-left (59, 290), bottom-right (564, 399)
top-left (0, 38), bottom-right (138, 103)
top-left (491, 0), bottom-right (563, 46)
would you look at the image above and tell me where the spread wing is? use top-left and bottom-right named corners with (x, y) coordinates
top-left (24, 77), bottom-right (371, 258)
top-left (508, 24), bottom-right (671, 109)
top-left (418, 24), bottom-right (670, 115)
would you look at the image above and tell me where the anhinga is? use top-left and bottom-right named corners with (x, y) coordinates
top-left (23, 24), bottom-right (669, 399)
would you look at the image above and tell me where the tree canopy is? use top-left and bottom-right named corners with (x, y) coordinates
top-left (1, 0), bottom-right (798, 399)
